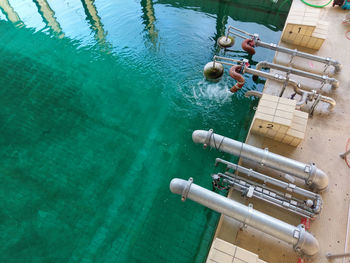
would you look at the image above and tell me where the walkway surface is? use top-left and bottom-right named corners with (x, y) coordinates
top-left (210, 1), bottom-right (350, 262)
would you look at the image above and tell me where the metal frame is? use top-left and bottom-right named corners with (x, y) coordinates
top-left (222, 25), bottom-right (342, 74)
top-left (213, 158), bottom-right (322, 218)
top-left (209, 56), bottom-right (336, 114)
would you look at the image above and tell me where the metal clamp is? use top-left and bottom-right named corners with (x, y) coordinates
top-left (203, 129), bottom-right (214, 149)
top-left (181, 177), bottom-right (193, 201)
top-left (242, 203), bottom-right (254, 228)
top-left (293, 224), bottom-right (306, 255)
top-left (323, 57), bottom-right (331, 72)
top-left (289, 49), bottom-right (297, 64)
top-left (305, 163), bottom-right (317, 186)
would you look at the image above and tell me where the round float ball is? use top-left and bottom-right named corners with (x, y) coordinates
top-left (203, 62), bottom-right (224, 81)
top-left (217, 36), bottom-right (235, 48)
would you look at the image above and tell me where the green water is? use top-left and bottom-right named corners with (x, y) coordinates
top-left (0, 1), bottom-right (290, 262)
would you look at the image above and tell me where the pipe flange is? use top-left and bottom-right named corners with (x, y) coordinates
top-left (181, 177), bottom-right (193, 202)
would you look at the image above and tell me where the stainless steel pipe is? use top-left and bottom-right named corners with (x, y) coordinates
top-left (256, 61), bottom-right (339, 89)
top-left (245, 90), bottom-right (336, 110)
top-left (221, 25), bottom-right (342, 73)
top-left (244, 66), bottom-right (336, 109)
top-left (255, 41), bottom-right (342, 74)
top-left (192, 129), bottom-right (328, 191)
top-left (215, 158), bottom-right (320, 200)
top-left (170, 178), bottom-right (319, 257)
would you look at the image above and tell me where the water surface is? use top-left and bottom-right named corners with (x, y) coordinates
top-left (0, 0), bottom-right (290, 262)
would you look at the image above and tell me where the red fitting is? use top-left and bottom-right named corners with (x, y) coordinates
top-left (242, 39), bottom-right (256, 55)
top-left (229, 65), bottom-right (245, 93)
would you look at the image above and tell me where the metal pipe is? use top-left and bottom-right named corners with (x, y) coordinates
top-left (326, 252), bottom-right (350, 259)
top-left (214, 55), bottom-right (241, 63)
top-left (245, 90), bottom-right (262, 98)
top-left (170, 178), bottom-right (319, 257)
top-left (243, 67), bottom-right (336, 109)
top-left (220, 26), bottom-right (341, 73)
top-left (256, 61), bottom-right (339, 89)
top-left (243, 67), bottom-right (310, 106)
top-left (255, 41), bottom-right (342, 74)
top-left (244, 67), bottom-right (301, 91)
top-left (245, 90), bottom-right (336, 110)
top-left (340, 149), bottom-right (350, 159)
top-left (192, 129), bottom-right (329, 191)
top-left (205, 57), bottom-right (336, 110)
top-left (215, 158), bottom-right (319, 200)
top-left (227, 25), bottom-right (252, 40)
top-left (216, 172), bottom-right (317, 218)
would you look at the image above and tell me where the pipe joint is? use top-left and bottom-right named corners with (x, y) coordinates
top-left (294, 224), bottom-right (319, 257)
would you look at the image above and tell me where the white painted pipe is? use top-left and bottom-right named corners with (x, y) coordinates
top-left (192, 129), bottom-right (328, 191)
top-left (170, 178), bottom-right (319, 257)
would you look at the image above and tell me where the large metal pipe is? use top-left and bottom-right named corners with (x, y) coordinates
top-left (170, 178), bottom-right (319, 257)
top-left (192, 129), bottom-right (328, 191)
top-left (256, 61), bottom-right (339, 89)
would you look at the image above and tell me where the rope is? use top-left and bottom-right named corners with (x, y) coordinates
top-left (345, 138), bottom-right (350, 168)
top-left (346, 30), bottom-right (350, 41)
top-left (300, 0), bottom-right (332, 8)
top-left (207, 130), bottom-right (225, 151)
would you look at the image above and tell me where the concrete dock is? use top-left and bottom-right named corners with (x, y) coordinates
top-left (207, 1), bottom-right (350, 262)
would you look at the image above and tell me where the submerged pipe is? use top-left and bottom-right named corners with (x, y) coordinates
top-left (256, 61), bottom-right (339, 89)
top-left (170, 178), bottom-right (319, 257)
top-left (192, 130), bottom-right (328, 191)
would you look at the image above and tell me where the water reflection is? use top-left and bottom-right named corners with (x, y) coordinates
top-left (214, 4), bottom-right (228, 43)
top-left (157, 0), bottom-right (289, 31)
top-left (0, 0), bottom-right (22, 25)
top-left (81, 0), bottom-right (106, 45)
top-left (33, 0), bottom-right (64, 37)
top-left (140, 0), bottom-right (158, 46)
top-left (0, 0), bottom-right (289, 49)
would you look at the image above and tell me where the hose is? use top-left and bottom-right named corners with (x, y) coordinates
top-left (300, 0), bottom-right (333, 8)
top-left (346, 30), bottom-right (350, 41)
top-left (346, 138), bottom-right (350, 168)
